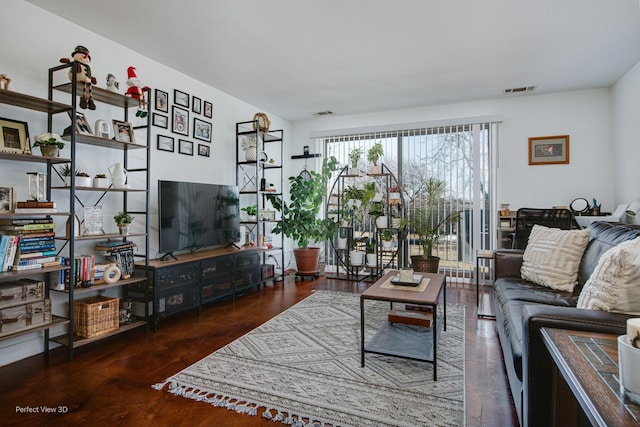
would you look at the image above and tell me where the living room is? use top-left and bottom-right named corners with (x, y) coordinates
top-left (1, 1), bottom-right (640, 426)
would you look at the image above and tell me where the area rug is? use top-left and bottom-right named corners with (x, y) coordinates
top-left (153, 290), bottom-right (465, 426)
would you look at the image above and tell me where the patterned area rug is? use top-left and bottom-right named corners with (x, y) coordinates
top-left (153, 290), bottom-right (465, 426)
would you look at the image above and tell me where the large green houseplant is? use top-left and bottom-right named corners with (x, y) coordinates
top-left (266, 156), bottom-right (339, 274)
top-left (409, 178), bottom-right (460, 273)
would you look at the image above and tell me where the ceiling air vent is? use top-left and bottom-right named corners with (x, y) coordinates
top-left (311, 110), bottom-right (335, 116)
top-left (503, 86), bottom-right (537, 94)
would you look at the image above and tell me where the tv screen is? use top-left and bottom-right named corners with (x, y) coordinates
top-left (158, 180), bottom-right (240, 256)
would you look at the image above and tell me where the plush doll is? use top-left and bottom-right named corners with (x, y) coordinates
top-left (105, 73), bottom-right (119, 92)
top-left (60, 45), bottom-right (97, 110)
top-left (125, 66), bottom-right (149, 117)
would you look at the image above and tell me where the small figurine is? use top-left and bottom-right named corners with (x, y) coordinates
top-left (125, 66), bottom-right (149, 117)
top-left (0, 74), bottom-right (13, 91)
top-left (105, 73), bottom-right (120, 92)
top-left (60, 45), bottom-right (97, 110)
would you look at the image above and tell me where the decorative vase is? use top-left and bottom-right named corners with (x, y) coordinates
top-left (118, 224), bottom-right (130, 235)
top-left (108, 163), bottom-right (128, 189)
top-left (244, 146), bottom-right (257, 162)
top-left (93, 177), bottom-right (108, 188)
top-left (39, 146), bottom-right (59, 157)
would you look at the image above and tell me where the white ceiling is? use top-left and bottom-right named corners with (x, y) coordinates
top-left (25, 0), bottom-right (640, 122)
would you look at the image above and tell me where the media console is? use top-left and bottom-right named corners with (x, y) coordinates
top-left (133, 247), bottom-right (261, 331)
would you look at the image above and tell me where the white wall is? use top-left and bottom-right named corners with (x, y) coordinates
top-left (292, 88), bottom-right (615, 212)
top-left (0, 0), bottom-right (290, 366)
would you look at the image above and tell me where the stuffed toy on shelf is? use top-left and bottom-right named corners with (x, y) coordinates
top-left (60, 45), bottom-right (97, 110)
top-left (125, 66), bottom-right (149, 117)
top-left (105, 73), bottom-right (120, 92)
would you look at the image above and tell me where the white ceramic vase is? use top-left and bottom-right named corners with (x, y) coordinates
top-left (376, 216), bottom-right (388, 229)
top-left (349, 250), bottom-right (365, 266)
top-left (366, 253), bottom-right (377, 267)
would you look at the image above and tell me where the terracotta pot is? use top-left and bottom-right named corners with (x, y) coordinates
top-left (411, 255), bottom-right (440, 273)
top-left (294, 247), bottom-right (321, 274)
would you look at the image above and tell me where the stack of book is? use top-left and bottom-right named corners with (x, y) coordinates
top-left (95, 240), bottom-right (137, 280)
top-left (13, 201), bottom-right (57, 214)
top-left (0, 218), bottom-right (59, 272)
top-left (64, 255), bottom-right (96, 289)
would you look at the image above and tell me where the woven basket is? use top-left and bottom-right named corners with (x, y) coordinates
top-left (73, 295), bottom-right (119, 338)
top-left (253, 112), bottom-right (271, 134)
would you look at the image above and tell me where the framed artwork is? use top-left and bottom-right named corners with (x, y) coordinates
top-left (0, 117), bottom-right (29, 154)
top-left (69, 111), bottom-right (93, 136)
top-left (197, 143), bottom-right (210, 157)
top-left (528, 135), bottom-right (570, 165)
top-left (112, 120), bottom-right (136, 143)
top-left (178, 139), bottom-right (193, 155)
top-left (155, 89), bottom-right (168, 112)
top-left (172, 106), bottom-right (189, 136)
top-left (193, 118), bottom-right (212, 142)
top-left (192, 96), bottom-right (202, 114)
top-left (83, 206), bottom-right (104, 236)
top-left (0, 185), bottom-right (15, 211)
top-left (157, 135), bottom-right (174, 152)
top-left (203, 101), bottom-right (213, 118)
top-left (259, 210), bottom-right (276, 221)
top-left (174, 89), bottom-right (190, 108)
top-left (152, 113), bottom-right (168, 129)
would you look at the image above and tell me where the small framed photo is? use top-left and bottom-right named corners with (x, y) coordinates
top-left (0, 117), bottom-right (29, 154)
top-left (178, 139), bottom-right (193, 156)
top-left (192, 96), bottom-right (202, 114)
top-left (157, 135), bottom-right (174, 152)
top-left (528, 135), bottom-right (570, 165)
top-left (83, 206), bottom-right (104, 236)
top-left (112, 120), bottom-right (135, 143)
top-left (152, 113), bottom-right (168, 129)
top-left (0, 185), bottom-right (15, 211)
top-left (155, 89), bottom-right (168, 112)
top-left (203, 101), bottom-right (213, 118)
top-left (197, 143), bottom-right (210, 157)
top-left (70, 111), bottom-right (93, 136)
top-left (172, 106), bottom-right (189, 136)
top-left (259, 209), bottom-right (276, 221)
top-left (174, 89), bottom-right (189, 108)
top-left (193, 118), bottom-right (212, 142)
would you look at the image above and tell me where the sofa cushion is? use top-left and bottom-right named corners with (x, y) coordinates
top-left (493, 277), bottom-right (578, 307)
top-left (520, 225), bottom-right (591, 292)
top-left (577, 236), bottom-right (640, 314)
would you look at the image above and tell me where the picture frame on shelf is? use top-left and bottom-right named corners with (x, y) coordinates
top-left (112, 120), bottom-right (136, 143)
top-left (174, 89), bottom-right (189, 108)
top-left (203, 101), bottom-right (213, 118)
top-left (157, 134), bottom-right (174, 152)
top-left (83, 206), bottom-right (104, 236)
top-left (0, 117), bottom-right (29, 154)
top-left (172, 105), bottom-right (189, 136)
top-left (152, 113), bottom-right (168, 129)
top-left (155, 89), bottom-right (168, 112)
top-left (69, 111), bottom-right (93, 136)
top-left (192, 96), bottom-right (202, 114)
top-left (0, 185), bottom-right (15, 212)
top-left (259, 209), bottom-right (276, 221)
top-left (528, 135), bottom-right (570, 165)
top-left (178, 139), bottom-right (193, 155)
top-left (198, 143), bottom-right (210, 157)
top-left (193, 118), bottom-right (211, 142)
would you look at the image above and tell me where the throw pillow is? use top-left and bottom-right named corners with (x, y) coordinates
top-left (520, 225), bottom-right (591, 292)
top-left (577, 236), bottom-right (640, 314)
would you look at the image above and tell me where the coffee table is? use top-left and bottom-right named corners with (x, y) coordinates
top-left (360, 270), bottom-right (446, 380)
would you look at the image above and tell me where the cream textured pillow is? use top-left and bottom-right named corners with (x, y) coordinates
top-left (577, 236), bottom-right (640, 314)
top-left (520, 225), bottom-right (591, 292)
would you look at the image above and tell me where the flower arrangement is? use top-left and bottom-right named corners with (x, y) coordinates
top-left (33, 132), bottom-right (64, 149)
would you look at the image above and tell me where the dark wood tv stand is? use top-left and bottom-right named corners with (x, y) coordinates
top-left (133, 246), bottom-right (261, 331)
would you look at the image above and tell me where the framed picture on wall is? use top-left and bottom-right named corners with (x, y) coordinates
top-left (152, 113), bottom-right (168, 129)
top-left (193, 118), bottom-right (211, 142)
top-left (174, 89), bottom-right (190, 108)
top-left (192, 96), bottom-right (202, 114)
top-left (0, 117), bottom-right (29, 154)
top-left (157, 135), bottom-right (174, 152)
top-left (198, 144), bottom-right (210, 157)
top-left (203, 101), bottom-right (213, 118)
top-left (528, 135), bottom-right (570, 165)
top-left (178, 139), bottom-right (193, 155)
top-left (172, 106), bottom-right (189, 136)
top-left (155, 89), bottom-right (168, 112)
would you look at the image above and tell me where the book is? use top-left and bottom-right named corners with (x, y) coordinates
top-left (2, 235), bottom-right (18, 271)
top-left (388, 308), bottom-right (433, 328)
top-left (0, 235), bottom-right (9, 271)
top-left (14, 263), bottom-right (44, 272)
top-left (0, 223), bottom-right (56, 231)
top-left (18, 232), bottom-right (55, 242)
top-left (16, 201), bottom-right (56, 209)
top-left (404, 304), bottom-right (433, 312)
top-left (17, 250), bottom-right (57, 259)
top-left (18, 256), bottom-right (57, 266)
top-left (0, 217), bottom-right (54, 226)
top-left (13, 208), bottom-right (58, 214)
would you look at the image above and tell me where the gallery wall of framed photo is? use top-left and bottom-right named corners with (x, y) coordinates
top-left (153, 88), bottom-right (213, 157)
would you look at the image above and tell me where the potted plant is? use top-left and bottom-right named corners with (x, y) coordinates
top-left (93, 173), bottom-right (108, 188)
top-left (113, 211), bottom-right (134, 235)
top-left (241, 205), bottom-right (258, 222)
top-left (409, 178), bottom-right (460, 273)
top-left (33, 132), bottom-right (64, 157)
top-left (367, 142), bottom-right (384, 174)
top-left (266, 156), bottom-right (339, 274)
top-left (59, 164), bottom-right (75, 186)
top-left (380, 229), bottom-right (395, 250)
top-left (365, 237), bottom-right (377, 267)
top-left (348, 147), bottom-right (363, 175)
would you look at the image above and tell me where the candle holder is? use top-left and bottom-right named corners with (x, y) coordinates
top-left (26, 172), bottom-right (47, 201)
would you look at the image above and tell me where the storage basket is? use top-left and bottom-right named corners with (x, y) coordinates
top-left (73, 295), bottom-right (119, 338)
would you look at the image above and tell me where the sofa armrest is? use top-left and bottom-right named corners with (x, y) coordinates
top-left (521, 304), bottom-right (628, 427)
top-left (494, 249), bottom-right (525, 279)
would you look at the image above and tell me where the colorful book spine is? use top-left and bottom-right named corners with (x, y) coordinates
top-left (2, 235), bottom-right (18, 271)
top-left (0, 235), bottom-right (9, 271)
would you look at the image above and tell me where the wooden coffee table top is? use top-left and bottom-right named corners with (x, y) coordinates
top-left (361, 271), bottom-right (446, 305)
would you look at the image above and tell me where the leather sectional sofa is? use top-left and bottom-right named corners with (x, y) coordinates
top-left (492, 221), bottom-right (640, 426)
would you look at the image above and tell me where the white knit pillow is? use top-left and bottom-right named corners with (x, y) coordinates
top-left (577, 236), bottom-right (640, 314)
top-left (520, 225), bottom-right (591, 292)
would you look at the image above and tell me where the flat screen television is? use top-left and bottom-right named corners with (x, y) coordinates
top-left (158, 180), bottom-right (240, 258)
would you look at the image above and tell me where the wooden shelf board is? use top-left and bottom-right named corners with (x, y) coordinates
top-left (62, 134), bottom-right (146, 150)
top-left (53, 82), bottom-right (142, 109)
top-left (0, 90), bottom-right (71, 113)
top-left (0, 152), bottom-right (71, 164)
top-left (50, 276), bottom-right (147, 295)
top-left (0, 316), bottom-right (69, 342)
top-left (50, 319), bottom-right (146, 348)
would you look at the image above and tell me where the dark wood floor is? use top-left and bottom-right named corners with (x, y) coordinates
top-left (0, 275), bottom-right (518, 426)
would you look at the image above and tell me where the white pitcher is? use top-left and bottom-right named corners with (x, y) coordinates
top-left (108, 163), bottom-right (127, 188)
